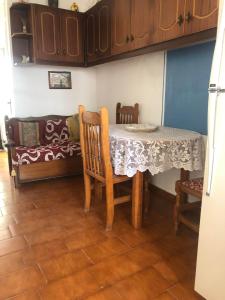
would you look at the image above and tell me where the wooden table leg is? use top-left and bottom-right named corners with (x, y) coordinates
top-left (180, 168), bottom-right (190, 181)
top-left (180, 168), bottom-right (190, 203)
top-left (132, 171), bottom-right (143, 229)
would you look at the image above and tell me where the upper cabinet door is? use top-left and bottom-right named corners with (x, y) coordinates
top-left (86, 7), bottom-right (97, 63)
top-left (111, 0), bottom-right (132, 55)
top-left (184, 0), bottom-right (218, 35)
top-left (97, 0), bottom-right (111, 58)
top-left (61, 12), bottom-right (84, 63)
top-left (131, 0), bottom-right (156, 49)
top-left (154, 0), bottom-right (186, 43)
top-left (34, 5), bottom-right (61, 61)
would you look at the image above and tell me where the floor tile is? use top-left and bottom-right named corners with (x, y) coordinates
top-left (84, 286), bottom-right (123, 300)
top-left (83, 237), bottom-right (130, 263)
top-left (24, 226), bottom-right (66, 246)
top-left (13, 208), bottom-right (53, 224)
top-left (125, 241), bottom-right (162, 269)
top-left (40, 269), bottom-right (101, 300)
top-left (0, 266), bottom-right (45, 300)
top-left (65, 229), bottom-right (106, 251)
top-left (39, 250), bottom-right (93, 281)
top-left (88, 254), bottom-right (142, 286)
top-left (8, 289), bottom-right (41, 300)
top-left (0, 215), bottom-right (16, 230)
top-left (114, 267), bottom-right (172, 300)
top-left (0, 236), bottom-right (27, 256)
top-left (153, 292), bottom-right (176, 300)
top-left (22, 239), bottom-right (68, 265)
top-left (0, 251), bottom-right (25, 277)
top-left (1, 202), bottom-right (36, 216)
top-left (168, 277), bottom-right (205, 300)
top-left (153, 250), bottom-right (196, 284)
top-left (0, 227), bottom-right (11, 241)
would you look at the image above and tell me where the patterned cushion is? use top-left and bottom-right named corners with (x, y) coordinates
top-left (44, 119), bottom-right (69, 144)
top-left (66, 114), bottom-right (80, 142)
top-left (12, 141), bottom-right (81, 166)
top-left (18, 121), bottom-right (40, 147)
top-left (181, 178), bottom-right (204, 193)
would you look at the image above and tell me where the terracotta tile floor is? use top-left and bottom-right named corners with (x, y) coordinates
top-left (0, 151), bottom-right (205, 300)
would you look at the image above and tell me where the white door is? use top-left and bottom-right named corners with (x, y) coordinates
top-left (195, 0), bottom-right (225, 299)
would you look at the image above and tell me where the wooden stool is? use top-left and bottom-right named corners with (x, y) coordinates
top-left (174, 178), bottom-right (203, 233)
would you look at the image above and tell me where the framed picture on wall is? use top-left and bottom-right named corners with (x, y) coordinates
top-left (48, 71), bottom-right (72, 89)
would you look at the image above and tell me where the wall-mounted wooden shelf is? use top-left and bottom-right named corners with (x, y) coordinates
top-left (12, 32), bottom-right (33, 39)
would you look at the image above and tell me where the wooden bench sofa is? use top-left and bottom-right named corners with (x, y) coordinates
top-left (5, 115), bottom-right (82, 187)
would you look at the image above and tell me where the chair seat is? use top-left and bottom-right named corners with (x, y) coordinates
top-left (113, 174), bottom-right (131, 184)
top-left (174, 177), bottom-right (204, 233)
top-left (177, 178), bottom-right (203, 198)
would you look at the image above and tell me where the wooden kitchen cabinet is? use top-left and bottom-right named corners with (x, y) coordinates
top-left (34, 5), bottom-right (84, 64)
top-left (111, 0), bottom-right (132, 55)
top-left (111, 0), bottom-right (157, 55)
top-left (131, 0), bottom-right (157, 50)
top-left (184, 0), bottom-right (218, 35)
top-left (34, 5), bottom-right (61, 62)
top-left (154, 0), bottom-right (186, 43)
top-left (154, 0), bottom-right (218, 43)
top-left (61, 11), bottom-right (84, 63)
top-left (86, 0), bottom-right (111, 63)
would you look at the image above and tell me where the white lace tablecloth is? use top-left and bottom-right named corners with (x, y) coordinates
top-left (110, 125), bottom-right (204, 177)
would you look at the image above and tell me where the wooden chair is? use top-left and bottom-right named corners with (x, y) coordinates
top-left (79, 105), bottom-right (133, 230)
top-left (116, 102), bottom-right (139, 124)
top-left (174, 177), bottom-right (203, 233)
top-left (116, 102), bottom-right (151, 213)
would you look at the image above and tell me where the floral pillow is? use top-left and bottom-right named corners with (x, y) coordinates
top-left (18, 121), bottom-right (40, 147)
top-left (44, 119), bottom-right (69, 144)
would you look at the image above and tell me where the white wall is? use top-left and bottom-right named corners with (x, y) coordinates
top-left (96, 52), bottom-right (165, 125)
top-left (13, 65), bottom-right (96, 116)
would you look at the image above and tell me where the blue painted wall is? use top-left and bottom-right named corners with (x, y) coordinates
top-left (164, 41), bottom-right (215, 135)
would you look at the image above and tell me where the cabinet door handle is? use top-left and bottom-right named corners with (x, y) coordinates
top-left (185, 12), bottom-right (192, 23)
top-left (126, 35), bottom-right (130, 43)
top-left (56, 49), bottom-right (60, 55)
top-left (177, 15), bottom-right (184, 26)
top-left (130, 34), bottom-right (134, 42)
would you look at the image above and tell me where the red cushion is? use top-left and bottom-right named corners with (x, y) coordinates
top-left (43, 119), bottom-right (69, 144)
top-left (12, 141), bottom-right (81, 166)
top-left (181, 178), bottom-right (203, 193)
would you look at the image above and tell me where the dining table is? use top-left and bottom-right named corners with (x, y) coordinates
top-left (109, 124), bottom-right (204, 229)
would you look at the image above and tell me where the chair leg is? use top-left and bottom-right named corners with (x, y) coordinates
top-left (105, 182), bottom-right (114, 231)
top-left (144, 172), bottom-right (150, 213)
top-left (174, 192), bottom-right (181, 234)
top-left (84, 173), bottom-right (92, 213)
top-left (94, 179), bottom-right (103, 202)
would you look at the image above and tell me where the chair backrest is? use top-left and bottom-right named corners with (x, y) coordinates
top-left (116, 102), bottom-right (139, 124)
top-left (79, 105), bottom-right (113, 180)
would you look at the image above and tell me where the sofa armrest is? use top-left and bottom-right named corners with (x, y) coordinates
top-left (4, 139), bottom-right (16, 148)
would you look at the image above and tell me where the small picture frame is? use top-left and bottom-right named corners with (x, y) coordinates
top-left (48, 71), bottom-right (72, 89)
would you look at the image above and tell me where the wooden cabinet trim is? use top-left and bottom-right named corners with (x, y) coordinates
top-left (65, 16), bottom-right (80, 57)
top-left (86, 13), bottom-right (96, 57)
top-left (40, 11), bottom-right (58, 55)
top-left (159, 0), bottom-right (181, 31)
top-left (192, 0), bottom-right (218, 19)
top-left (98, 4), bottom-right (109, 53)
